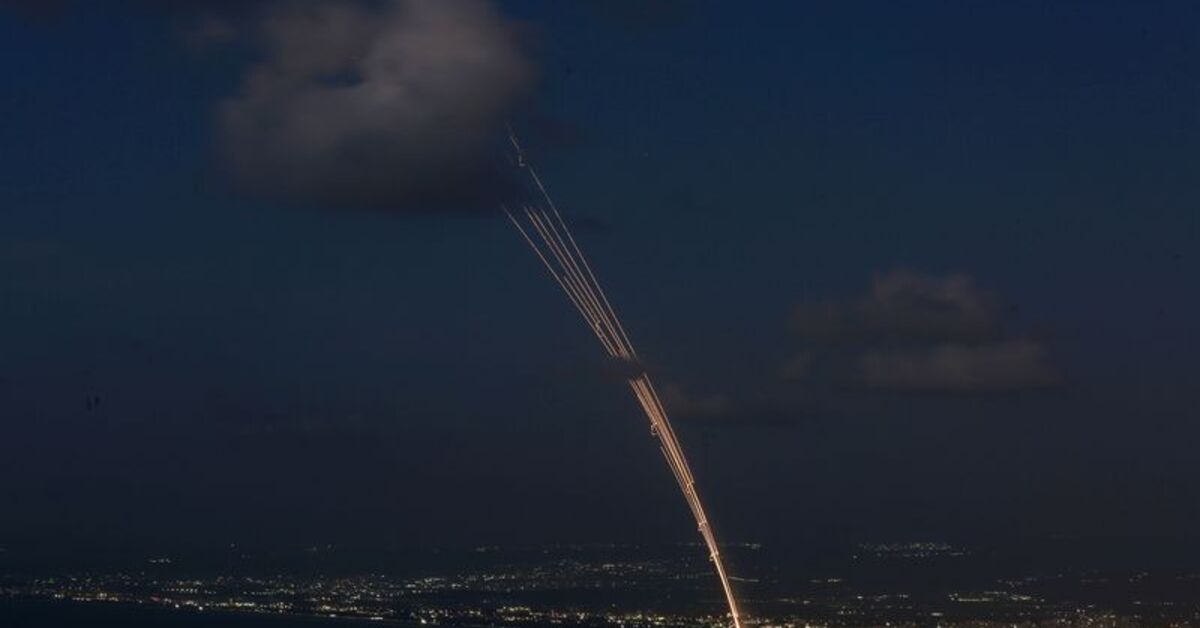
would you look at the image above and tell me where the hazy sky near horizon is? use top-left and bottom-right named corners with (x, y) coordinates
top-left (1, 1), bottom-right (1197, 557)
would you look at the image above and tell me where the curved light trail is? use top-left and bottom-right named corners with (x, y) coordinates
top-left (503, 131), bottom-right (744, 628)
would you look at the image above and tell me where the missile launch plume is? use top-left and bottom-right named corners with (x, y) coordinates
top-left (503, 131), bottom-right (744, 628)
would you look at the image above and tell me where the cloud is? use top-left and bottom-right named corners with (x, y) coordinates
top-left (7, 1), bottom-right (532, 212)
top-left (860, 339), bottom-right (1062, 394)
top-left (788, 270), bottom-right (1062, 395)
top-left (792, 270), bottom-right (1002, 345)
top-left (217, 0), bottom-right (533, 211)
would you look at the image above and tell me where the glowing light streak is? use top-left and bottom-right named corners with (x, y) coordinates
top-left (504, 131), bottom-right (744, 628)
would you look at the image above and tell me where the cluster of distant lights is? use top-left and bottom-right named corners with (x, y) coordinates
top-left (2, 584), bottom-right (1183, 628)
top-left (4, 560), bottom-right (729, 627)
top-left (853, 542), bottom-right (967, 559)
top-left (4, 555), bottom-right (1199, 627)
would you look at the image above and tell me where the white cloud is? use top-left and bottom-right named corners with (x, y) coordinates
top-left (218, 0), bottom-right (532, 210)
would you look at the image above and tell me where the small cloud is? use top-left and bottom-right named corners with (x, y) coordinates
top-left (859, 339), bottom-right (1062, 394)
top-left (787, 270), bottom-right (1063, 396)
top-left (792, 269), bottom-right (1002, 345)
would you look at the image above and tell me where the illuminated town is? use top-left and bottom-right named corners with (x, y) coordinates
top-left (4, 542), bottom-right (1198, 627)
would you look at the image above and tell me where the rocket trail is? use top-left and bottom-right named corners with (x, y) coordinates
top-left (503, 132), bottom-right (745, 628)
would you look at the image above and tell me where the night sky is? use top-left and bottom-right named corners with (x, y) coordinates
top-left (1, 1), bottom-right (1197, 561)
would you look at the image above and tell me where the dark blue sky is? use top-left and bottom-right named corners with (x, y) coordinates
top-left (1, 1), bottom-right (1197, 559)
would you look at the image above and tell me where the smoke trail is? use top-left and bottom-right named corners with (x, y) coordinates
top-left (503, 131), bottom-right (744, 628)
